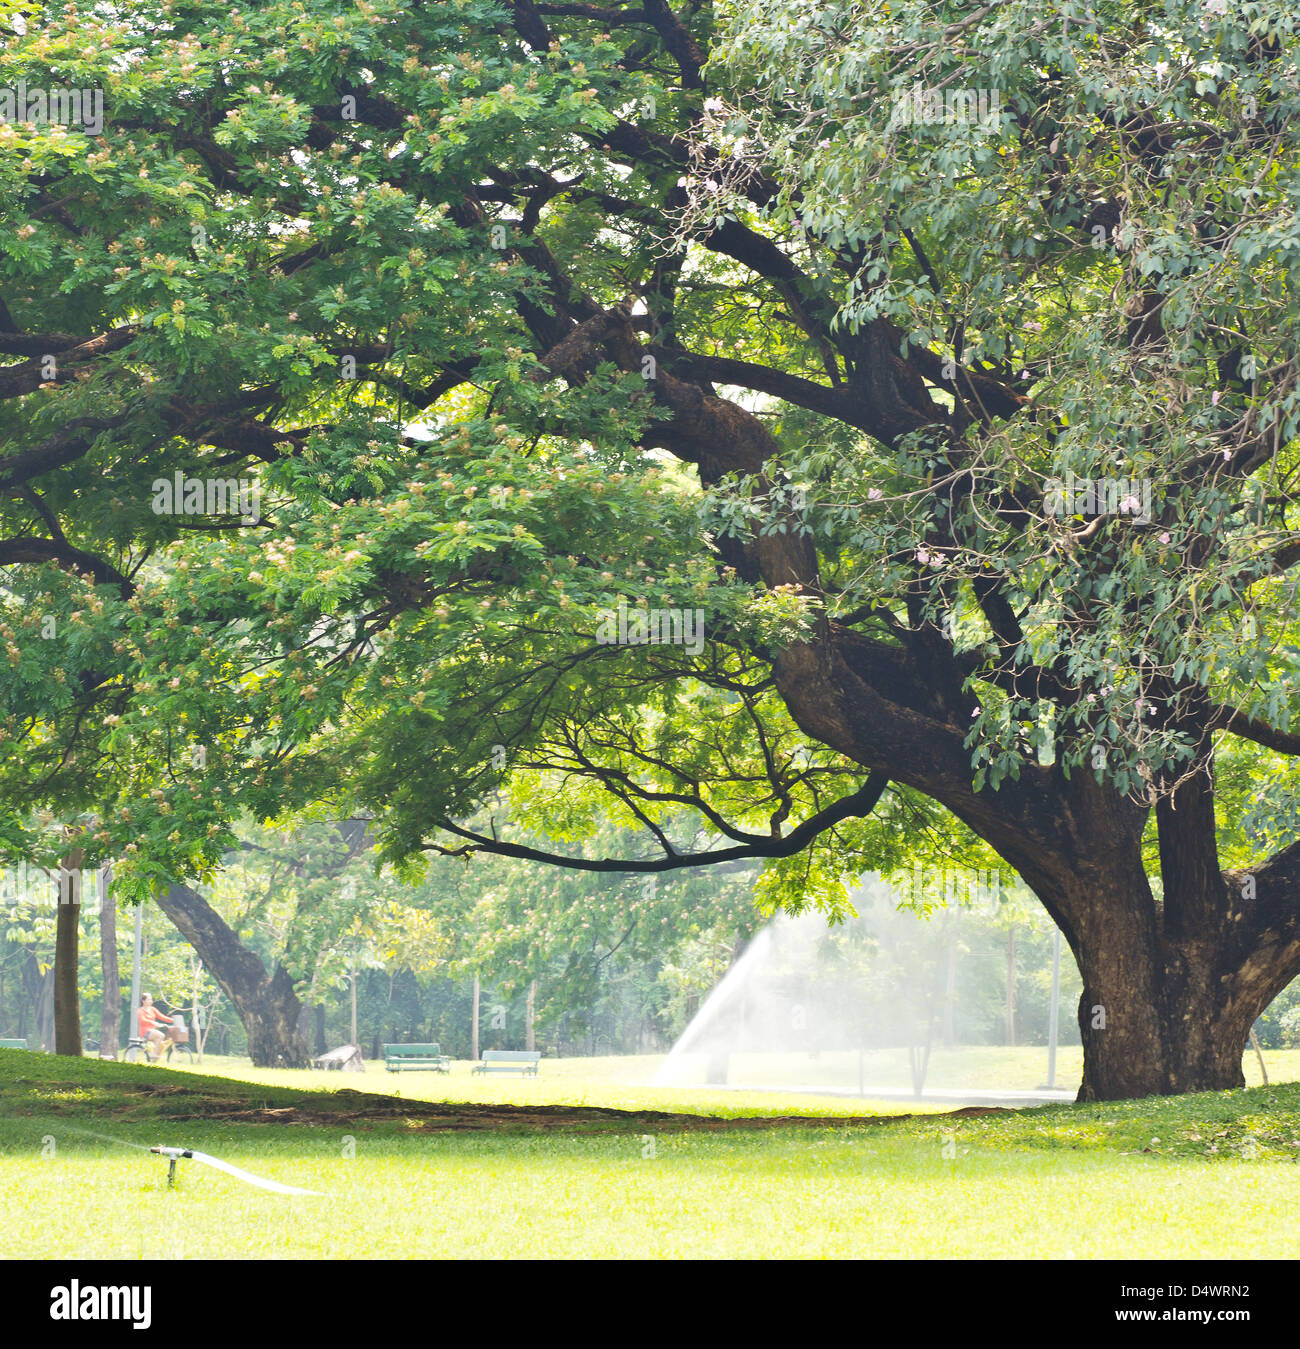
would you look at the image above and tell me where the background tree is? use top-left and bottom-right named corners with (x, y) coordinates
top-left (149, 818), bottom-right (376, 1066)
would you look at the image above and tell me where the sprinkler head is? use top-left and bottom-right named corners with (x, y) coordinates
top-left (151, 1145), bottom-right (192, 1190)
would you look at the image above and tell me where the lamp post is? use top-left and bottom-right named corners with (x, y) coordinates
top-left (127, 901), bottom-right (145, 1045)
top-left (349, 951), bottom-right (358, 1049)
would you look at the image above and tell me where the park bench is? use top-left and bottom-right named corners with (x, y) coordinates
top-left (472, 1049), bottom-right (541, 1076)
top-left (383, 1043), bottom-right (450, 1073)
top-left (0, 1038), bottom-right (28, 1050)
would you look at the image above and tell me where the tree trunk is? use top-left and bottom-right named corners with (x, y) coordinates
top-left (39, 973), bottom-right (53, 1051)
top-left (98, 866), bottom-right (120, 1059)
top-left (154, 883), bottom-right (310, 1067)
top-left (314, 1003), bottom-right (326, 1056)
top-left (1072, 903), bottom-right (1260, 1101)
top-left (53, 863), bottom-right (82, 1056)
top-left (241, 966), bottom-right (310, 1067)
top-left (1053, 808), bottom-right (1300, 1101)
top-left (196, 987), bottom-right (216, 1061)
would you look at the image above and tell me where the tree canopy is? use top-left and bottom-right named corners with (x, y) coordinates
top-left (1, 0), bottom-right (1298, 1098)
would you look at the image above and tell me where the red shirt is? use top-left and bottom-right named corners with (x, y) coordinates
top-left (137, 1005), bottom-right (172, 1037)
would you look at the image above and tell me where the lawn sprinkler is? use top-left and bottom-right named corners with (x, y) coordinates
top-left (150, 1144), bottom-right (322, 1196)
top-left (150, 1145), bottom-right (191, 1189)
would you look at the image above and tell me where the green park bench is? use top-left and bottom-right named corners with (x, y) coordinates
top-left (0, 1039), bottom-right (29, 1050)
top-left (383, 1043), bottom-right (450, 1073)
top-left (472, 1050), bottom-right (541, 1077)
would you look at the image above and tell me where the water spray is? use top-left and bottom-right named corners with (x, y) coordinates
top-left (150, 1145), bottom-right (322, 1196)
top-left (60, 1126), bottom-right (152, 1152)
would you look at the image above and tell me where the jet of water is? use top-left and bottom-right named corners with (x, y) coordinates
top-left (151, 1146), bottom-right (322, 1196)
top-left (51, 1127), bottom-right (322, 1195)
top-left (57, 1125), bottom-right (152, 1151)
top-left (653, 875), bottom-right (1080, 1105)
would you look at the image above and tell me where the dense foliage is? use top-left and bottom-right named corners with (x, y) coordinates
top-left (1, 0), bottom-right (1297, 1095)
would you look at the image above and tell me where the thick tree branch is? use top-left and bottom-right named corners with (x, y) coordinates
top-left (0, 537), bottom-right (134, 598)
top-left (1208, 704), bottom-right (1300, 756)
top-left (426, 772), bottom-right (888, 870)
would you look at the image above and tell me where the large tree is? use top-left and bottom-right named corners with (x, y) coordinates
top-left (1, 0), bottom-right (1298, 1099)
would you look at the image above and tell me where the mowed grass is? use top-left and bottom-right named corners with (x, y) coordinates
top-left (2, 1049), bottom-right (1298, 1259)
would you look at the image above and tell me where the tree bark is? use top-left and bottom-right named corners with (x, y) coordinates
top-left (53, 862), bottom-right (83, 1056)
top-left (1040, 822), bottom-right (1300, 1100)
top-left (1075, 933), bottom-right (1255, 1100)
top-left (39, 971), bottom-right (53, 1050)
top-left (241, 964), bottom-right (310, 1066)
top-left (1059, 791), bottom-right (1300, 1099)
top-left (154, 883), bottom-right (310, 1067)
top-left (98, 866), bottom-right (120, 1058)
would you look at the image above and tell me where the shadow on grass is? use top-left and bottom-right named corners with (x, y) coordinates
top-left (4, 1049), bottom-right (1300, 1161)
top-left (0, 1048), bottom-right (1005, 1134)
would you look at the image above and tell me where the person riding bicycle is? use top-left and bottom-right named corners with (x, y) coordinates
top-left (136, 993), bottom-right (173, 1062)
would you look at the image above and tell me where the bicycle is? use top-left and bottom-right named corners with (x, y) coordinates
top-left (124, 1018), bottom-right (195, 1065)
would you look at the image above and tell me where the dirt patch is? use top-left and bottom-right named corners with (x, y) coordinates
top-left (147, 1086), bottom-right (1011, 1133)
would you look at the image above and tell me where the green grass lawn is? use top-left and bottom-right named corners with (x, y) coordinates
top-left (2, 1048), bottom-right (1297, 1259)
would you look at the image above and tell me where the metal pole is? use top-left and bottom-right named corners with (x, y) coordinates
top-left (1046, 927), bottom-right (1062, 1088)
top-left (349, 956), bottom-right (358, 1048)
top-left (128, 901), bottom-right (145, 1042)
